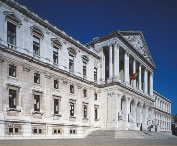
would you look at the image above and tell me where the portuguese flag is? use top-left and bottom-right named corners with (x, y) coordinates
top-left (130, 73), bottom-right (137, 80)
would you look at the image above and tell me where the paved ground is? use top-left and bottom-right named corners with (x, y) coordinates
top-left (0, 137), bottom-right (177, 145)
top-left (0, 130), bottom-right (177, 145)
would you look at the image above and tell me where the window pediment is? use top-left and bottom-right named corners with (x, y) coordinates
top-left (82, 55), bottom-right (89, 63)
top-left (30, 25), bottom-right (44, 39)
top-left (51, 38), bottom-right (62, 49)
top-left (68, 47), bottom-right (77, 56)
top-left (4, 11), bottom-right (22, 27)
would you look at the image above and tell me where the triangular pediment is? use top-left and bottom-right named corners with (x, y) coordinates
top-left (119, 31), bottom-right (155, 68)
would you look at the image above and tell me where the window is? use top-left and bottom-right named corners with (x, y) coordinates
top-left (9, 89), bottom-right (17, 108)
top-left (94, 107), bottom-right (98, 120)
top-left (39, 129), bottom-right (42, 134)
top-left (53, 46), bottom-right (59, 64)
top-left (7, 22), bottom-right (16, 45)
top-left (34, 73), bottom-right (40, 84)
top-left (69, 55), bottom-right (74, 72)
top-left (95, 93), bottom-right (97, 100)
top-left (70, 102), bottom-right (74, 117)
top-left (34, 95), bottom-right (40, 111)
top-left (33, 128), bottom-right (42, 134)
top-left (33, 36), bottom-right (40, 56)
top-left (33, 129), bottom-right (37, 134)
top-left (8, 127), bottom-right (19, 134)
top-left (83, 61), bottom-right (87, 77)
top-left (9, 65), bottom-right (16, 77)
top-left (53, 128), bottom-right (62, 135)
top-left (70, 129), bottom-right (76, 134)
top-left (9, 127), bottom-right (13, 133)
top-left (15, 128), bottom-right (18, 133)
top-left (70, 84), bottom-right (74, 94)
top-left (83, 105), bottom-right (87, 118)
top-left (83, 89), bottom-right (87, 97)
top-left (54, 80), bottom-right (59, 89)
top-left (54, 99), bottom-right (59, 114)
top-left (94, 67), bottom-right (97, 81)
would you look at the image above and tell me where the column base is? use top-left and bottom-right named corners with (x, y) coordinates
top-left (107, 77), bottom-right (113, 83)
top-left (113, 76), bottom-right (120, 82)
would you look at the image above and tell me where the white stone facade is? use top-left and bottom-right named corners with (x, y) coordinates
top-left (0, 0), bottom-right (171, 139)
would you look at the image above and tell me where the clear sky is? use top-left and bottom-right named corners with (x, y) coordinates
top-left (20, 0), bottom-right (177, 114)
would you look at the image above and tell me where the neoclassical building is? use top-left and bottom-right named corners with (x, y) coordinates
top-left (0, 0), bottom-right (171, 139)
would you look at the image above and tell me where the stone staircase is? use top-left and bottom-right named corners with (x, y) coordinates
top-left (86, 129), bottom-right (176, 139)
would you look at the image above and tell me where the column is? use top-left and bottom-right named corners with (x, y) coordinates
top-left (109, 44), bottom-right (113, 79)
top-left (101, 49), bottom-right (105, 81)
top-left (0, 56), bottom-right (2, 112)
top-left (144, 69), bottom-right (148, 94)
top-left (124, 50), bottom-right (129, 85)
top-left (133, 59), bottom-right (136, 88)
top-left (150, 72), bottom-right (153, 97)
top-left (138, 64), bottom-right (142, 90)
top-left (113, 43), bottom-right (119, 81)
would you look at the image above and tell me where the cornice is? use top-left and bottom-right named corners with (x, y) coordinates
top-left (1, 0), bottom-right (100, 60)
top-left (153, 90), bottom-right (171, 103)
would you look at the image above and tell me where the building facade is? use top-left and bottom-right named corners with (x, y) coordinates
top-left (0, 0), bottom-right (171, 139)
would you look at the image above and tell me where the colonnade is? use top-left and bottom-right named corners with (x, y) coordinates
top-left (101, 42), bottom-right (153, 97)
top-left (155, 113), bottom-right (171, 132)
top-left (118, 95), bottom-right (154, 130)
top-left (155, 98), bottom-right (171, 113)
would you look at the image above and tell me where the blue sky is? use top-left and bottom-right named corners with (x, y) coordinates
top-left (20, 0), bottom-right (177, 114)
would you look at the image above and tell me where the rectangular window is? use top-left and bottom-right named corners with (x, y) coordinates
top-left (70, 84), bottom-right (74, 94)
top-left (34, 95), bottom-right (40, 111)
top-left (94, 107), bottom-right (98, 120)
top-left (83, 61), bottom-right (86, 77)
top-left (7, 22), bottom-right (16, 45)
top-left (33, 129), bottom-right (37, 134)
top-left (53, 46), bottom-right (59, 64)
top-left (34, 73), bottom-right (40, 84)
top-left (54, 99), bottom-right (59, 114)
top-left (9, 65), bottom-right (16, 77)
top-left (83, 105), bottom-right (87, 118)
top-left (9, 89), bottom-right (17, 108)
top-left (54, 80), bottom-right (59, 89)
top-left (39, 129), bottom-right (42, 134)
top-left (15, 128), bottom-right (18, 133)
top-left (69, 55), bottom-right (74, 72)
top-left (83, 89), bottom-right (87, 97)
top-left (94, 67), bottom-right (97, 81)
top-left (70, 102), bottom-right (74, 117)
top-left (9, 127), bottom-right (13, 133)
top-left (95, 93), bottom-right (97, 100)
top-left (33, 36), bottom-right (40, 56)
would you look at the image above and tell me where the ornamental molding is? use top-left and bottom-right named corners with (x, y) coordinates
top-left (30, 25), bottom-right (44, 39)
top-left (51, 38), bottom-right (63, 48)
top-left (3, 11), bottom-right (22, 27)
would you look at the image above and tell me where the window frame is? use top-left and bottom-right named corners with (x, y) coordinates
top-left (69, 54), bottom-right (74, 72)
top-left (94, 67), bottom-right (97, 81)
top-left (70, 84), bottom-right (74, 94)
top-left (34, 94), bottom-right (40, 112)
top-left (7, 21), bottom-right (16, 45)
top-left (34, 73), bottom-right (40, 84)
top-left (54, 79), bottom-right (59, 89)
top-left (83, 61), bottom-right (87, 77)
top-left (9, 89), bottom-right (17, 109)
top-left (9, 64), bottom-right (16, 77)
top-left (33, 35), bottom-right (40, 56)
